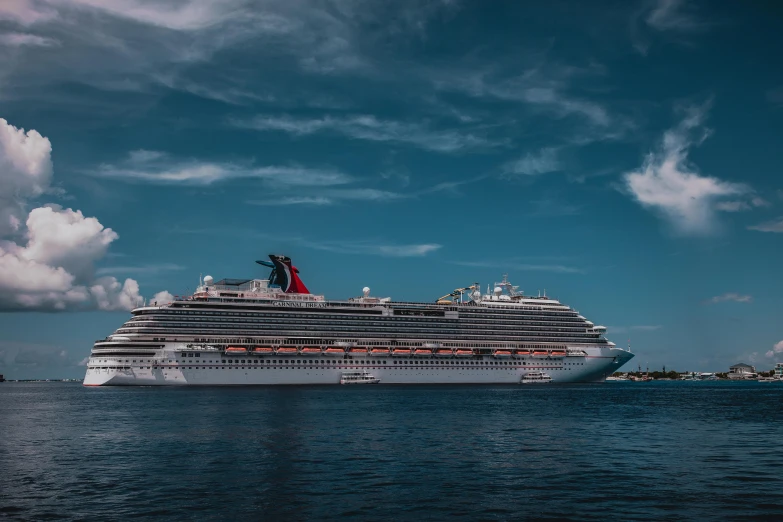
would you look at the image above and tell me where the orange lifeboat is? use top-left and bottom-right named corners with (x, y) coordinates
top-left (435, 349), bottom-right (453, 357)
top-left (225, 346), bottom-right (248, 355)
top-left (324, 347), bottom-right (345, 356)
top-left (350, 348), bottom-right (368, 354)
top-left (455, 349), bottom-right (473, 357)
top-left (532, 350), bottom-right (548, 357)
top-left (253, 346), bottom-right (273, 354)
top-left (277, 347), bottom-right (297, 355)
top-left (551, 351), bottom-right (566, 357)
top-left (494, 350), bottom-right (512, 358)
top-left (301, 346), bottom-right (322, 355)
top-left (414, 349), bottom-right (433, 357)
top-left (392, 348), bottom-right (412, 356)
top-left (369, 348), bottom-right (390, 356)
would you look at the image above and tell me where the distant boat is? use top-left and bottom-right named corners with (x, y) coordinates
top-left (520, 372), bottom-right (552, 384)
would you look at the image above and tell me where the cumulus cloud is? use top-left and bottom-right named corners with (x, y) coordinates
top-left (623, 103), bottom-right (749, 235)
top-left (705, 293), bottom-right (753, 304)
top-left (0, 116), bottom-right (168, 312)
top-left (0, 118), bottom-right (53, 235)
top-left (748, 216), bottom-right (783, 233)
top-left (765, 340), bottom-right (783, 359)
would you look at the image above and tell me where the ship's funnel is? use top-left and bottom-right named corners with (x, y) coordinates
top-left (268, 255), bottom-right (310, 294)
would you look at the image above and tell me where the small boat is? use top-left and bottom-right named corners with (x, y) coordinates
top-left (414, 349), bottom-right (433, 356)
top-left (324, 347), bottom-right (345, 356)
top-left (340, 371), bottom-right (380, 385)
top-left (277, 347), bottom-right (297, 355)
top-left (301, 347), bottom-right (322, 355)
top-left (369, 348), bottom-right (390, 356)
top-left (225, 346), bottom-right (248, 355)
top-left (392, 349), bottom-right (412, 356)
top-left (435, 349), bottom-right (453, 357)
top-left (550, 351), bottom-right (566, 357)
top-left (521, 372), bottom-right (552, 384)
top-left (349, 348), bottom-right (368, 355)
top-left (455, 349), bottom-right (473, 357)
top-left (494, 350), bottom-right (512, 358)
top-left (252, 346), bottom-right (273, 354)
top-left (532, 350), bottom-right (549, 357)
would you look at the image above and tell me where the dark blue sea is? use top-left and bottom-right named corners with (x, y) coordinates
top-left (1, 382), bottom-right (782, 521)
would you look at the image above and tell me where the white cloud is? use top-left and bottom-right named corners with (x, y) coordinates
top-left (0, 0), bottom-right (57, 25)
top-left (608, 325), bottom-right (663, 334)
top-left (647, 0), bottom-right (702, 32)
top-left (0, 32), bottom-right (58, 47)
top-left (231, 114), bottom-right (503, 153)
top-left (247, 196), bottom-right (334, 206)
top-left (0, 117), bottom-right (53, 235)
top-left (452, 259), bottom-right (584, 274)
top-left (503, 148), bottom-right (560, 176)
top-left (151, 290), bottom-right (175, 305)
top-left (94, 152), bottom-right (352, 186)
top-left (765, 340), bottom-right (783, 359)
top-left (305, 239), bottom-right (442, 257)
top-left (434, 66), bottom-right (612, 127)
top-left (623, 103), bottom-right (748, 235)
top-left (715, 201), bottom-right (750, 212)
top-left (0, 116), bottom-right (169, 312)
top-left (748, 217), bottom-right (783, 233)
top-left (706, 293), bottom-right (752, 304)
top-left (96, 263), bottom-right (185, 276)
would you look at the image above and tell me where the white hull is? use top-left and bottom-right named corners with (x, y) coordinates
top-left (84, 345), bottom-right (633, 386)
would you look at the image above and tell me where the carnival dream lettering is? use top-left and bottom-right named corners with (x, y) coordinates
top-left (273, 301), bottom-right (326, 308)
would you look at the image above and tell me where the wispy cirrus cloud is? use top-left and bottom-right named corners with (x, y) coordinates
top-left (92, 150), bottom-right (352, 186)
top-left (646, 0), bottom-right (705, 32)
top-left (704, 293), bottom-right (753, 304)
top-left (451, 259), bottom-right (585, 274)
top-left (502, 147), bottom-right (560, 177)
top-left (230, 114), bottom-right (505, 153)
top-left (433, 64), bottom-right (612, 127)
top-left (96, 263), bottom-right (185, 276)
top-left (623, 102), bottom-right (750, 235)
top-left (748, 216), bottom-right (783, 233)
top-left (0, 32), bottom-right (58, 47)
top-left (607, 325), bottom-right (663, 334)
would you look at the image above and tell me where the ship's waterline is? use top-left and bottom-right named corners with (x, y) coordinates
top-left (84, 254), bottom-right (633, 386)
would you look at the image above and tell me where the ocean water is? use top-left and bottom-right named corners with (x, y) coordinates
top-left (1, 382), bottom-right (782, 521)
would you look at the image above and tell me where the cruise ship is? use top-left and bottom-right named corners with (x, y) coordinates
top-left (83, 255), bottom-right (634, 386)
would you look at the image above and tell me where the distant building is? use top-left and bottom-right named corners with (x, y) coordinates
top-left (775, 363), bottom-right (783, 379)
top-left (728, 363), bottom-right (757, 380)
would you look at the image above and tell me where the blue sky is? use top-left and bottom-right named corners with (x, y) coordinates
top-left (1, 0), bottom-right (782, 378)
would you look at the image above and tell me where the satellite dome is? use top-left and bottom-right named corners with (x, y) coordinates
top-left (494, 286), bottom-right (502, 295)
top-left (362, 286), bottom-right (371, 297)
top-left (204, 275), bottom-right (214, 285)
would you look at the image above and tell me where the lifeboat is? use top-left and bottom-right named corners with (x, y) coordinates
top-left (392, 348), bottom-right (412, 356)
top-left (324, 347), bottom-right (345, 356)
top-left (301, 347), bottom-right (322, 355)
top-left (369, 348), bottom-right (390, 356)
top-left (225, 346), bottom-right (248, 355)
top-left (494, 350), bottom-right (512, 358)
top-left (455, 349), bottom-right (473, 357)
top-left (350, 348), bottom-right (368, 355)
top-left (253, 346), bottom-right (273, 354)
top-left (435, 349), bottom-right (453, 357)
top-left (277, 347), bottom-right (297, 355)
top-left (550, 351), bottom-right (566, 357)
top-left (532, 350), bottom-right (549, 357)
top-left (414, 349), bottom-right (433, 357)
